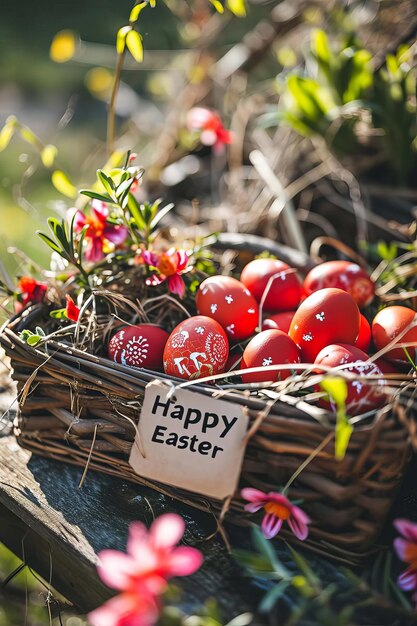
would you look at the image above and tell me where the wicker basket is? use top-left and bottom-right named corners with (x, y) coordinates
top-left (1, 294), bottom-right (413, 566)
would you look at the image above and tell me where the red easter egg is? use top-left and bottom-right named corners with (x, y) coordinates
top-left (108, 324), bottom-right (169, 371)
top-left (355, 314), bottom-right (371, 352)
top-left (289, 288), bottom-right (360, 362)
top-left (241, 329), bottom-right (300, 384)
top-left (372, 306), bottom-right (417, 361)
top-left (163, 316), bottom-right (228, 380)
top-left (240, 258), bottom-right (302, 311)
top-left (314, 343), bottom-right (386, 415)
top-left (374, 358), bottom-right (402, 375)
top-left (262, 311), bottom-right (295, 333)
top-left (196, 275), bottom-right (258, 341)
top-left (304, 261), bottom-right (374, 307)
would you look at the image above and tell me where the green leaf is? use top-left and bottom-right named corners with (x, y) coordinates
top-left (320, 377), bottom-right (352, 459)
top-left (35, 326), bottom-right (46, 337)
top-left (0, 117), bottom-right (16, 151)
top-left (27, 335), bottom-right (42, 346)
top-left (117, 26), bottom-right (131, 54)
top-left (50, 308), bottom-right (68, 319)
top-left (209, 0), bottom-right (224, 13)
top-left (287, 544), bottom-right (320, 587)
top-left (226, 0), bottom-right (246, 16)
top-left (129, 2), bottom-right (147, 23)
top-left (79, 189), bottom-right (114, 203)
top-left (126, 30), bottom-right (144, 63)
top-left (233, 549), bottom-right (276, 573)
top-left (116, 178), bottom-right (134, 199)
top-left (312, 30), bottom-right (331, 66)
top-left (20, 126), bottom-right (38, 145)
top-left (259, 580), bottom-right (291, 613)
top-left (37, 232), bottom-right (63, 254)
top-left (97, 169), bottom-right (116, 197)
top-left (127, 194), bottom-right (147, 230)
top-left (150, 202), bottom-right (174, 230)
top-left (41, 144), bottom-right (58, 168)
top-left (225, 614), bottom-right (253, 626)
top-left (51, 170), bottom-right (77, 198)
top-left (251, 526), bottom-right (288, 577)
top-left (320, 377), bottom-right (348, 407)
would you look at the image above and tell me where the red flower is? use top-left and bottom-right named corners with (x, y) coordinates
top-left (18, 276), bottom-right (48, 307)
top-left (65, 295), bottom-right (80, 322)
top-left (72, 201), bottom-right (128, 262)
top-left (187, 107), bottom-right (232, 154)
top-left (142, 248), bottom-right (191, 298)
top-left (241, 488), bottom-right (311, 541)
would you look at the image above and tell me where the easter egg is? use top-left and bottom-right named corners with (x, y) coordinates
top-left (289, 288), bottom-right (360, 362)
top-left (262, 311), bottom-right (295, 333)
top-left (163, 316), bottom-right (228, 380)
top-left (355, 314), bottom-right (371, 352)
top-left (240, 258), bottom-right (302, 311)
top-left (304, 261), bottom-right (374, 307)
top-left (372, 306), bottom-right (417, 361)
top-left (241, 329), bottom-right (300, 384)
top-left (108, 324), bottom-right (169, 371)
top-left (196, 275), bottom-right (258, 341)
top-left (374, 358), bottom-right (402, 375)
top-left (314, 344), bottom-right (385, 415)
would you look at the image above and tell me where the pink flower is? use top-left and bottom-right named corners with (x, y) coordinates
top-left (97, 514), bottom-right (202, 596)
top-left (88, 591), bottom-right (160, 626)
top-left (88, 514), bottom-right (202, 626)
top-left (73, 201), bottom-right (128, 262)
top-left (143, 248), bottom-right (191, 298)
top-left (187, 107), bottom-right (232, 154)
top-left (394, 518), bottom-right (417, 605)
top-left (241, 488), bottom-right (311, 541)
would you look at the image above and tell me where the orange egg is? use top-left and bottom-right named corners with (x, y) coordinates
top-left (241, 329), bottom-right (300, 384)
top-left (289, 288), bottom-right (360, 362)
top-left (304, 260), bottom-right (374, 307)
top-left (372, 306), bottom-right (417, 361)
top-left (262, 311), bottom-right (295, 333)
top-left (163, 316), bottom-right (228, 380)
top-left (355, 314), bottom-right (371, 353)
top-left (240, 258), bottom-right (302, 312)
top-left (314, 344), bottom-right (386, 415)
top-left (196, 275), bottom-right (258, 341)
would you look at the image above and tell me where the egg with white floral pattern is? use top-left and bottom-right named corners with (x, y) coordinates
top-left (314, 344), bottom-right (385, 415)
top-left (196, 275), bottom-right (258, 341)
top-left (163, 316), bottom-right (229, 380)
top-left (289, 288), bottom-right (360, 362)
top-left (108, 324), bottom-right (169, 371)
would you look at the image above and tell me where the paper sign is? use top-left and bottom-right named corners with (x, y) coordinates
top-left (129, 381), bottom-right (249, 499)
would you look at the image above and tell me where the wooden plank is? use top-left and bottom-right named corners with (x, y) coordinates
top-left (0, 431), bottom-right (260, 617)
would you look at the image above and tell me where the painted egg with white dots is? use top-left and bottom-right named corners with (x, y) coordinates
top-left (163, 316), bottom-right (229, 380)
top-left (304, 260), bottom-right (374, 307)
top-left (196, 275), bottom-right (258, 341)
top-left (108, 324), bottom-right (169, 371)
top-left (289, 288), bottom-right (360, 362)
top-left (241, 329), bottom-right (300, 384)
top-left (314, 344), bottom-right (385, 415)
top-left (355, 313), bottom-right (371, 353)
top-left (240, 258), bottom-right (302, 312)
top-left (262, 310), bottom-right (295, 333)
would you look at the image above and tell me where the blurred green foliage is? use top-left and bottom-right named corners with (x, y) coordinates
top-left (277, 30), bottom-right (417, 187)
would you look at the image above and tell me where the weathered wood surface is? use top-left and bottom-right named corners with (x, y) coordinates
top-left (0, 365), bottom-right (262, 619)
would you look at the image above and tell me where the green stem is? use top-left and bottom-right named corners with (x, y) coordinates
top-left (107, 50), bottom-right (126, 156)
